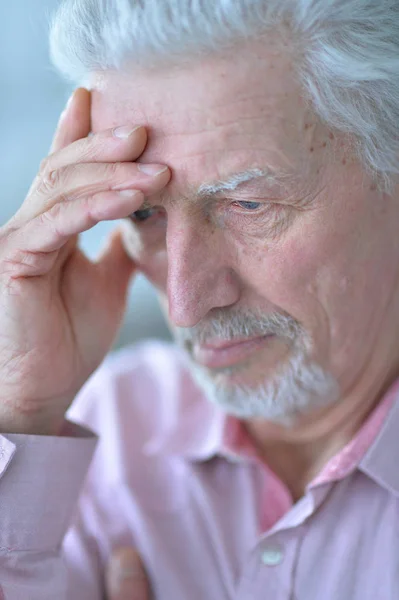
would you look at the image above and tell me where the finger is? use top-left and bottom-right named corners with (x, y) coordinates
top-left (10, 88), bottom-right (92, 229)
top-left (5, 190), bottom-right (145, 278)
top-left (15, 160), bottom-right (170, 226)
top-left (50, 88), bottom-right (91, 154)
top-left (46, 123), bottom-right (149, 172)
top-left (106, 548), bottom-right (151, 600)
top-left (41, 160), bottom-right (170, 210)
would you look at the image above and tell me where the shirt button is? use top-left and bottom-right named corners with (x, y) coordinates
top-left (261, 548), bottom-right (284, 566)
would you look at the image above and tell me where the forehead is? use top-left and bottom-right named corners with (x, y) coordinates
top-left (90, 38), bottom-right (318, 188)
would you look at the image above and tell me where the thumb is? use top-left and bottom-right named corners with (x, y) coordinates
top-left (106, 547), bottom-right (151, 600)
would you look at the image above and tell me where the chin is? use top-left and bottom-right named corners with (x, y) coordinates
top-left (182, 348), bottom-right (340, 424)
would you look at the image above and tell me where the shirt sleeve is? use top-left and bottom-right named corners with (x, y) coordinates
top-left (0, 425), bottom-right (100, 600)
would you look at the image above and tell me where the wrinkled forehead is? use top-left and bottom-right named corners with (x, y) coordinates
top-left (90, 40), bottom-right (321, 188)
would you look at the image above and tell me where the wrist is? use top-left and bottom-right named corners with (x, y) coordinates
top-left (0, 406), bottom-right (67, 436)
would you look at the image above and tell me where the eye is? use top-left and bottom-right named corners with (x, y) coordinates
top-left (232, 201), bottom-right (262, 211)
top-left (130, 207), bottom-right (158, 222)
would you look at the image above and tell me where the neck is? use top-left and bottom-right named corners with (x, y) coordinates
top-left (244, 359), bottom-right (399, 503)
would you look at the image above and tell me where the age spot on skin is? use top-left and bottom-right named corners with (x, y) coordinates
top-left (342, 159), bottom-right (347, 165)
top-left (329, 132), bottom-right (334, 140)
top-left (310, 147), bottom-right (314, 152)
top-left (322, 142), bottom-right (327, 148)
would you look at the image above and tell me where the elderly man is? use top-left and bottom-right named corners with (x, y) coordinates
top-left (1, 0), bottom-right (399, 598)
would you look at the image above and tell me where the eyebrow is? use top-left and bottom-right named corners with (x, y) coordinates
top-left (139, 166), bottom-right (299, 211)
top-left (195, 167), bottom-right (294, 198)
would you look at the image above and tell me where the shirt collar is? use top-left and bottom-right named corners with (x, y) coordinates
top-left (359, 379), bottom-right (399, 496)
top-left (310, 379), bottom-right (397, 487)
top-left (144, 363), bottom-right (399, 496)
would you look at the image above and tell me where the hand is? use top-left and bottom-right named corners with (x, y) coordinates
top-left (0, 88), bottom-right (170, 435)
top-left (106, 547), bottom-right (151, 600)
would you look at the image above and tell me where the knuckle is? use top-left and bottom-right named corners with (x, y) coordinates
top-left (0, 228), bottom-right (46, 279)
top-left (37, 202), bottom-right (64, 237)
top-left (81, 135), bottom-right (104, 161)
top-left (80, 194), bottom-right (100, 224)
top-left (1, 249), bottom-right (50, 279)
top-left (39, 156), bottom-right (50, 174)
top-left (43, 201), bottom-right (63, 224)
top-left (37, 167), bottom-right (61, 196)
top-left (103, 161), bottom-right (120, 181)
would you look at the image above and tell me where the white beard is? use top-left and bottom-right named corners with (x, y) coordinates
top-left (182, 346), bottom-right (340, 426)
top-left (173, 308), bottom-right (340, 426)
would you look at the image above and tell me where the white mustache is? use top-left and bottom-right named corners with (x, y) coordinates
top-left (174, 309), bottom-right (302, 348)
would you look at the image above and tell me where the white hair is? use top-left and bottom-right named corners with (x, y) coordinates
top-left (49, 0), bottom-right (399, 194)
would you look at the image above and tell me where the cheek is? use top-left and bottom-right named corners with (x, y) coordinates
top-left (238, 225), bottom-right (377, 369)
top-left (233, 234), bottom-right (334, 355)
top-left (235, 234), bottom-right (320, 307)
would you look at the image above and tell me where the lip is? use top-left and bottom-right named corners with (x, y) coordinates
top-left (192, 335), bottom-right (273, 369)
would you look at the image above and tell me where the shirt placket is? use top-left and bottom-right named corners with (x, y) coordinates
top-left (235, 485), bottom-right (331, 600)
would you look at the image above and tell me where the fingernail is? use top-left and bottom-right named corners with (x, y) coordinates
top-left (113, 125), bottom-right (143, 139)
top-left (137, 164), bottom-right (169, 176)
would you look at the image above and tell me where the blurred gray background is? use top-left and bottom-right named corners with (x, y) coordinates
top-left (0, 0), bottom-right (171, 349)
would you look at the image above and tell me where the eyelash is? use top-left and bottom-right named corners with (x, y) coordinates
top-left (227, 200), bottom-right (285, 222)
top-left (231, 201), bottom-right (262, 212)
top-left (129, 207), bottom-right (161, 224)
top-left (129, 200), bottom-right (283, 227)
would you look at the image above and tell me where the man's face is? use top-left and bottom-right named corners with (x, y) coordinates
top-left (91, 39), bottom-right (399, 424)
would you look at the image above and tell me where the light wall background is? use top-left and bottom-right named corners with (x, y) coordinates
top-left (0, 0), bottom-right (171, 349)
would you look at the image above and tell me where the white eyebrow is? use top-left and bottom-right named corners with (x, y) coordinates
top-left (142, 165), bottom-right (299, 211)
top-left (196, 167), bottom-right (292, 197)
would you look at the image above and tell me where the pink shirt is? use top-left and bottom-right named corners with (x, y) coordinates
top-left (0, 340), bottom-right (398, 599)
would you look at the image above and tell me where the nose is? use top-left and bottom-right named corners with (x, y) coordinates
top-left (166, 213), bottom-right (240, 327)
